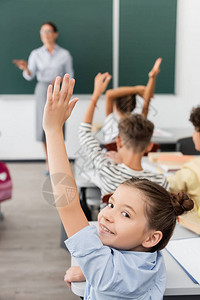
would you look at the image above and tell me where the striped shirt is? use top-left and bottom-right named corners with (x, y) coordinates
top-left (79, 123), bottom-right (169, 196)
top-left (101, 112), bottom-right (119, 143)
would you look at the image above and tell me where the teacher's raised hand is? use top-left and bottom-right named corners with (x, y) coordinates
top-left (13, 59), bottom-right (28, 71)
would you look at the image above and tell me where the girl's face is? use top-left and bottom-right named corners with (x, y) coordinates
top-left (192, 129), bottom-right (200, 151)
top-left (98, 185), bottom-right (153, 251)
top-left (40, 24), bottom-right (58, 46)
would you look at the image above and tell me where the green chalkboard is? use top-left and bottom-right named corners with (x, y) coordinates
top-left (0, 0), bottom-right (113, 94)
top-left (119, 0), bottom-right (177, 93)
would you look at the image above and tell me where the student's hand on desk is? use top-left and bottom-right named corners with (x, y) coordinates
top-left (93, 72), bottom-right (112, 99)
top-left (106, 151), bottom-right (122, 164)
top-left (43, 74), bottom-right (79, 133)
top-left (13, 59), bottom-right (28, 71)
top-left (64, 266), bottom-right (85, 289)
top-left (148, 57), bottom-right (162, 78)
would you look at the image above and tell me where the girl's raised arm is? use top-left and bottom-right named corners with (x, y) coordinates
top-left (43, 74), bottom-right (89, 237)
top-left (142, 57), bottom-right (162, 118)
top-left (105, 85), bottom-right (145, 116)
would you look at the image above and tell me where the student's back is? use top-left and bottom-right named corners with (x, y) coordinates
top-left (67, 225), bottom-right (166, 300)
top-left (79, 100), bottom-right (168, 196)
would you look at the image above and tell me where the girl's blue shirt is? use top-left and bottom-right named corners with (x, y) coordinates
top-left (65, 225), bottom-right (166, 300)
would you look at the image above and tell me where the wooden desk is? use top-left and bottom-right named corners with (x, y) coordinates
top-left (71, 223), bottom-right (200, 299)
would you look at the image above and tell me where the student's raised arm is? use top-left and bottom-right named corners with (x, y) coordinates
top-left (105, 85), bottom-right (145, 117)
top-left (142, 58), bottom-right (162, 118)
top-left (83, 72), bottom-right (111, 124)
top-left (43, 74), bottom-right (89, 237)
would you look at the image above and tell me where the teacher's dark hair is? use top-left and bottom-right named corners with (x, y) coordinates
top-left (41, 22), bottom-right (58, 33)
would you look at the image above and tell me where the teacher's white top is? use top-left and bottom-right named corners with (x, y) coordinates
top-left (23, 44), bottom-right (74, 82)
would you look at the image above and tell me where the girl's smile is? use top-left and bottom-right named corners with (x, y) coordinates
top-left (99, 224), bottom-right (115, 235)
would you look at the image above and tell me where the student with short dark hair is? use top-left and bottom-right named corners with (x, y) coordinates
top-left (168, 106), bottom-right (200, 210)
top-left (118, 114), bottom-right (154, 152)
top-left (79, 72), bottom-right (168, 196)
top-left (42, 76), bottom-right (194, 299)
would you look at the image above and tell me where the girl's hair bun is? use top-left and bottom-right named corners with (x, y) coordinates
top-left (170, 192), bottom-right (194, 216)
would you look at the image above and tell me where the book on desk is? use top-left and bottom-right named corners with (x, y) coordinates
top-left (148, 152), bottom-right (194, 172)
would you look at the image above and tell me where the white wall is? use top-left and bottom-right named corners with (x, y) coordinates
top-left (0, 94), bottom-right (105, 159)
top-left (1, 0), bottom-right (200, 160)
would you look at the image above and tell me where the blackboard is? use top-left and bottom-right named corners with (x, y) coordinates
top-left (0, 0), bottom-right (177, 94)
top-left (0, 0), bottom-right (113, 94)
top-left (119, 0), bottom-right (177, 93)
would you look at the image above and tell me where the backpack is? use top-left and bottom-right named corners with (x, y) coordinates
top-left (0, 162), bottom-right (12, 202)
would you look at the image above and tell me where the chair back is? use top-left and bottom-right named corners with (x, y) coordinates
top-left (176, 137), bottom-right (199, 155)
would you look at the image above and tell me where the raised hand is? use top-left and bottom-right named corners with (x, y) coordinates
top-left (43, 74), bottom-right (78, 133)
top-left (13, 59), bottom-right (28, 71)
top-left (148, 58), bottom-right (162, 78)
top-left (93, 72), bottom-right (112, 98)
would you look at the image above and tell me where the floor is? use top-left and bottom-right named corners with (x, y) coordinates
top-left (0, 163), bottom-right (79, 300)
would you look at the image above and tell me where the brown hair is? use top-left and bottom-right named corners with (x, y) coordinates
top-left (118, 114), bottom-right (154, 152)
top-left (189, 106), bottom-right (200, 132)
top-left (115, 94), bottom-right (136, 115)
top-left (123, 178), bottom-right (194, 252)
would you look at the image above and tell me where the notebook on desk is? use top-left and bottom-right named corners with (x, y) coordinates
top-left (166, 236), bottom-right (200, 284)
top-left (148, 152), bottom-right (194, 172)
top-left (148, 152), bottom-right (182, 163)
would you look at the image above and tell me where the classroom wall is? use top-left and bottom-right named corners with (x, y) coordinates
top-left (1, 0), bottom-right (200, 160)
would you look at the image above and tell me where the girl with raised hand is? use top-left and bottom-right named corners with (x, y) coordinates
top-left (43, 74), bottom-right (194, 300)
top-left (102, 57), bottom-right (162, 144)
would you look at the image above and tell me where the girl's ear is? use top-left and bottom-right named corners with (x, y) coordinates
top-left (142, 231), bottom-right (163, 249)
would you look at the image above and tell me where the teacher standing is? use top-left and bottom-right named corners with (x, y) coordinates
top-left (13, 22), bottom-right (74, 174)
